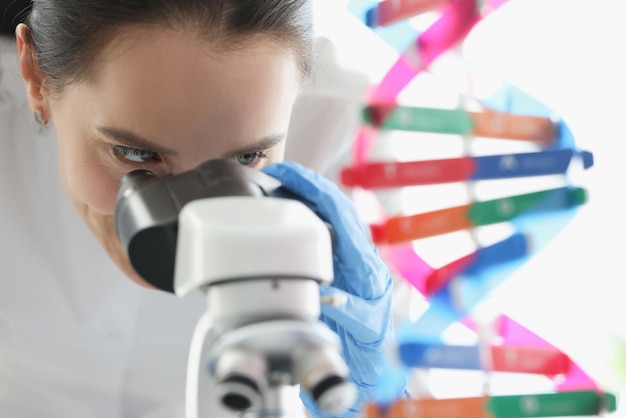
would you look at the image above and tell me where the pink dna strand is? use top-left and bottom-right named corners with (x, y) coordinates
top-left (340, 0), bottom-right (619, 416)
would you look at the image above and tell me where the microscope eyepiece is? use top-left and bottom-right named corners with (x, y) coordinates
top-left (113, 159), bottom-right (283, 292)
top-left (117, 169), bottom-right (157, 202)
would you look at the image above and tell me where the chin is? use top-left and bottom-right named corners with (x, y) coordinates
top-left (128, 272), bottom-right (159, 290)
top-left (116, 254), bottom-right (159, 290)
top-left (104, 228), bottom-right (160, 291)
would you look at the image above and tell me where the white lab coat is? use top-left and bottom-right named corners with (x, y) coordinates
top-left (0, 33), bottom-right (212, 417)
top-left (0, 2), bottom-right (400, 417)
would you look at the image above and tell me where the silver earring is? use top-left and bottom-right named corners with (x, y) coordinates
top-left (34, 109), bottom-right (48, 128)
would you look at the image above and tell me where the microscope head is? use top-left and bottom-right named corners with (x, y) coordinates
top-left (114, 159), bottom-right (334, 295)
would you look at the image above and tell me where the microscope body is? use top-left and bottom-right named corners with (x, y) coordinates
top-left (180, 196), bottom-right (354, 417)
top-left (114, 160), bottom-right (357, 418)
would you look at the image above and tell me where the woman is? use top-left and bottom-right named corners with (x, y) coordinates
top-left (0, 1), bottom-right (404, 417)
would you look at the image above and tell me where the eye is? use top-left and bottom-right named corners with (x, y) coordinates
top-left (232, 151), bottom-right (269, 167)
top-left (112, 145), bottom-right (159, 164)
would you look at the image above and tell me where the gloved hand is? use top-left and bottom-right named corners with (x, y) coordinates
top-left (262, 161), bottom-right (406, 417)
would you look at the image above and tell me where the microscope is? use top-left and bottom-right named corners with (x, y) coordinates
top-left (114, 159), bottom-right (358, 418)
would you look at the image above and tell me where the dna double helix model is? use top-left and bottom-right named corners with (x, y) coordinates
top-left (339, 1), bottom-right (620, 416)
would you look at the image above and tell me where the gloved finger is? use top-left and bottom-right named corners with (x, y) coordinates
top-left (319, 283), bottom-right (392, 345)
top-left (263, 161), bottom-right (386, 299)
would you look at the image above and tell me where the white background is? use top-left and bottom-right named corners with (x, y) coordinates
top-left (462, 0), bottom-right (626, 397)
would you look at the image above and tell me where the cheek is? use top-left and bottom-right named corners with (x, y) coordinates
top-left (57, 137), bottom-right (121, 216)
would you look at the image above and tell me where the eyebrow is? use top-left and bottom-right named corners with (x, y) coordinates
top-left (221, 133), bottom-right (285, 158)
top-left (97, 127), bottom-right (285, 158)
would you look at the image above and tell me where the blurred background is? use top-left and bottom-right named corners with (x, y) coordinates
top-left (457, 0), bottom-right (626, 399)
top-left (317, 0), bottom-right (626, 413)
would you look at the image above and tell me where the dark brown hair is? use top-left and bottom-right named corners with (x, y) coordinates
top-left (1, 0), bottom-right (32, 34)
top-left (20, 0), bottom-right (314, 93)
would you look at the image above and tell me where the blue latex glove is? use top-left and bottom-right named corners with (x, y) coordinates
top-left (262, 161), bottom-right (406, 417)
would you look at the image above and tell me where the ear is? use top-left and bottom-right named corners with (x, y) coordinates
top-left (15, 23), bottom-right (51, 120)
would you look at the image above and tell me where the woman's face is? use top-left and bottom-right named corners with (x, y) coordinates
top-left (19, 27), bottom-right (302, 288)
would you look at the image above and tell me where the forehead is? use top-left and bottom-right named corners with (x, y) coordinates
top-left (69, 27), bottom-right (301, 152)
